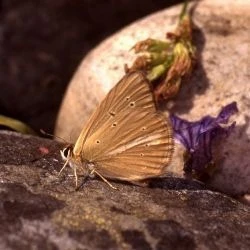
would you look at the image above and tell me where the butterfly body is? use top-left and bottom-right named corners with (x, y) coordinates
top-left (60, 71), bottom-right (174, 188)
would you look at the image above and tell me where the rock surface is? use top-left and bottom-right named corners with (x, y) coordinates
top-left (0, 130), bottom-right (250, 250)
top-left (55, 0), bottom-right (250, 196)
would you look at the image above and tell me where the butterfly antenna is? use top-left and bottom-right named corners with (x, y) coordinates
top-left (93, 170), bottom-right (118, 190)
top-left (40, 129), bottom-right (69, 143)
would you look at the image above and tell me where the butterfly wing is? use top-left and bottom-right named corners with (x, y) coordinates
top-left (81, 109), bottom-right (174, 181)
top-left (73, 71), bottom-right (156, 155)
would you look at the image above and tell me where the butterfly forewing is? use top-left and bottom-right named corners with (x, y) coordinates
top-left (73, 72), bottom-right (156, 155)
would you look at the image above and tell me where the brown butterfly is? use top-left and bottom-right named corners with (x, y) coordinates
top-left (60, 71), bottom-right (174, 189)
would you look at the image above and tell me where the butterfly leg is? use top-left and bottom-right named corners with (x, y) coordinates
top-left (75, 175), bottom-right (90, 191)
top-left (58, 158), bottom-right (69, 175)
top-left (73, 165), bottom-right (78, 188)
top-left (91, 169), bottom-right (117, 190)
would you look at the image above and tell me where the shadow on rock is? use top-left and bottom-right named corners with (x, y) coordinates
top-left (148, 176), bottom-right (207, 191)
top-left (0, 183), bottom-right (65, 228)
top-left (145, 219), bottom-right (196, 250)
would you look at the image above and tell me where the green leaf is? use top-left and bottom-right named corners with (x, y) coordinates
top-left (0, 115), bottom-right (36, 135)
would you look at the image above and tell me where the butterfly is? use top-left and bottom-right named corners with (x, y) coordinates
top-left (60, 71), bottom-right (174, 189)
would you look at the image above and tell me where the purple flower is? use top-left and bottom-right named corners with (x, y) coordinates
top-left (170, 102), bottom-right (238, 179)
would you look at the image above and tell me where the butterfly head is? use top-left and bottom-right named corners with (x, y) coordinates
top-left (60, 144), bottom-right (85, 169)
top-left (59, 144), bottom-right (81, 174)
top-left (60, 144), bottom-right (89, 186)
top-left (60, 144), bottom-right (74, 161)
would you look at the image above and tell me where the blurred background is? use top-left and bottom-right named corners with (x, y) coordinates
top-left (0, 0), bottom-right (183, 134)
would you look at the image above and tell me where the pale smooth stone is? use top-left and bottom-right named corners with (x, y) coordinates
top-left (55, 0), bottom-right (250, 195)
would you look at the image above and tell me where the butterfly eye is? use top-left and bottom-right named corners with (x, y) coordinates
top-left (129, 102), bottom-right (135, 107)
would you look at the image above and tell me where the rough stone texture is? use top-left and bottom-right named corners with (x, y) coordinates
top-left (55, 0), bottom-right (250, 196)
top-left (0, 130), bottom-right (249, 250)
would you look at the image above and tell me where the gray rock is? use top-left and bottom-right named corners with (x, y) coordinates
top-left (0, 131), bottom-right (249, 250)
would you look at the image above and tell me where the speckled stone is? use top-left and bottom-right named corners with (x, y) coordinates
top-left (0, 131), bottom-right (249, 250)
top-left (55, 0), bottom-right (250, 196)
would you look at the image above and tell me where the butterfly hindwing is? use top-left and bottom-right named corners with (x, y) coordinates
top-left (81, 109), bottom-right (173, 180)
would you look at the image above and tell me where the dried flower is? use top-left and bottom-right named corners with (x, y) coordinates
top-left (126, 1), bottom-right (196, 103)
